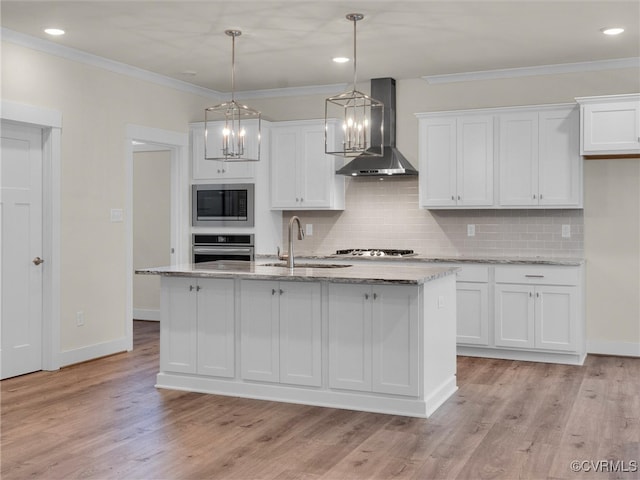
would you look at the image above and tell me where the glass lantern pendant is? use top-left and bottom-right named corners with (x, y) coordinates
top-left (205, 30), bottom-right (261, 162)
top-left (325, 13), bottom-right (384, 158)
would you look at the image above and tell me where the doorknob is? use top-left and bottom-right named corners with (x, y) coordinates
top-left (32, 257), bottom-right (44, 266)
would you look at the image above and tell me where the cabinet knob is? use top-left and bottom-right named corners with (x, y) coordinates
top-left (533, 194), bottom-right (537, 199)
top-left (529, 291), bottom-right (533, 297)
top-left (458, 195), bottom-right (461, 201)
top-left (451, 195), bottom-right (455, 201)
top-left (373, 293), bottom-right (378, 300)
top-left (364, 293), bottom-right (369, 300)
top-left (279, 289), bottom-right (284, 295)
top-left (536, 292), bottom-right (540, 298)
top-left (272, 288), bottom-right (276, 295)
top-left (189, 285), bottom-right (195, 292)
top-left (217, 169), bottom-right (221, 174)
top-left (300, 198), bottom-right (304, 203)
top-left (196, 285), bottom-right (201, 292)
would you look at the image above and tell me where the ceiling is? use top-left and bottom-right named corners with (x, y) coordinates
top-left (2, 1), bottom-right (639, 93)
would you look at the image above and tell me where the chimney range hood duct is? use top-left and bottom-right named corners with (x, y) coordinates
top-left (336, 77), bottom-right (418, 177)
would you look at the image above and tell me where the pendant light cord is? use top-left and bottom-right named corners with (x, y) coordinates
top-left (352, 16), bottom-right (357, 91)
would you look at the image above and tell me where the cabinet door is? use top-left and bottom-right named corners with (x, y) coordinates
top-left (298, 126), bottom-right (331, 208)
top-left (535, 286), bottom-right (578, 352)
top-left (240, 280), bottom-right (280, 383)
top-left (160, 277), bottom-right (197, 374)
top-left (197, 278), bottom-right (235, 377)
top-left (328, 283), bottom-right (372, 392)
top-left (538, 108), bottom-right (581, 207)
top-left (191, 123), bottom-right (255, 180)
top-left (456, 282), bottom-right (489, 346)
top-left (457, 115), bottom-right (494, 206)
top-left (499, 112), bottom-right (538, 206)
top-left (270, 127), bottom-right (299, 208)
top-left (419, 117), bottom-right (457, 207)
top-left (371, 285), bottom-right (420, 396)
top-left (582, 100), bottom-right (640, 154)
top-left (279, 281), bottom-right (322, 387)
top-left (494, 284), bottom-right (535, 348)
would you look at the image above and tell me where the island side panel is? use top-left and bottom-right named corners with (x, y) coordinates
top-left (422, 274), bottom-right (458, 416)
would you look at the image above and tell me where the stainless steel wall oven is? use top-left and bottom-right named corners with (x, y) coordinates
top-left (192, 234), bottom-right (255, 263)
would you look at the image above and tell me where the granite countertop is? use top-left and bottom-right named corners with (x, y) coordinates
top-left (259, 254), bottom-right (585, 266)
top-left (136, 261), bottom-right (457, 285)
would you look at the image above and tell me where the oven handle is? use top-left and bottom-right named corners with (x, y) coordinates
top-left (193, 246), bottom-right (254, 255)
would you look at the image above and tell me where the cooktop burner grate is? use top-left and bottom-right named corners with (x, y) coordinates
top-left (336, 248), bottom-right (415, 257)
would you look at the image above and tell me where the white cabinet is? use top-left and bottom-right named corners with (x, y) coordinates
top-left (239, 280), bottom-right (321, 386)
top-left (328, 283), bottom-right (420, 397)
top-left (576, 94), bottom-right (640, 155)
top-left (499, 106), bottom-right (581, 207)
top-left (270, 120), bottom-right (345, 210)
top-left (455, 265), bottom-right (490, 346)
top-left (160, 277), bottom-right (235, 376)
top-left (418, 114), bottom-right (494, 207)
top-left (494, 266), bottom-right (580, 353)
top-left (190, 121), bottom-right (258, 180)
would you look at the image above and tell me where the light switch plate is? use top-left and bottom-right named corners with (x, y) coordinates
top-left (562, 224), bottom-right (571, 238)
top-left (110, 208), bottom-right (124, 222)
top-left (305, 224), bottom-right (313, 236)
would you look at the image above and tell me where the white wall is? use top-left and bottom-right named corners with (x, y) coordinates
top-left (133, 150), bottom-right (171, 320)
top-left (1, 41), bottom-right (211, 357)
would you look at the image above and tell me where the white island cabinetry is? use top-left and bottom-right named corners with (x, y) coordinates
top-left (142, 262), bottom-right (458, 418)
top-left (240, 280), bottom-right (321, 387)
top-left (328, 283), bottom-right (420, 397)
top-left (160, 277), bottom-right (235, 377)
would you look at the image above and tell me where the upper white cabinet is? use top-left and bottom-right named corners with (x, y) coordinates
top-left (499, 106), bottom-right (581, 207)
top-left (576, 94), bottom-right (640, 155)
top-left (416, 104), bottom-right (582, 209)
top-left (418, 114), bottom-right (494, 207)
top-left (190, 121), bottom-right (258, 180)
top-left (270, 119), bottom-right (345, 210)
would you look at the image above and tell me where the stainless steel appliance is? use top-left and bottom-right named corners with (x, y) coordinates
top-left (192, 183), bottom-right (255, 227)
top-left (335, 248), bottom-right (416, 257)
top-left (192, 234), bottom-right (255, 263)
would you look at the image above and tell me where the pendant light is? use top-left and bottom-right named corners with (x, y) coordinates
top-left (205, 30), bottom-right (261, 162)
top-left (325, 13), bottom-right (384, 158)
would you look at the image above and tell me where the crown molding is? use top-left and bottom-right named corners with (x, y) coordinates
top-left (1, 27), bottom-right (222, 100)
top-left (423, 57), bottom-right (640, 84)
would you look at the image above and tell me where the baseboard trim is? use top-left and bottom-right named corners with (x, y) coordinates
top-left (133, 308), bottom-right (160, 321)
top-left (58, 336), bottom-right (129, 367)
top-left (587, 341), bottom-right (640, 358)
top-left (457, 346), bottom-right (586, 365)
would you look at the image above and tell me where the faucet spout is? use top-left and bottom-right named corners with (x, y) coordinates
top-left (287, 216), bottom-right (304, 268)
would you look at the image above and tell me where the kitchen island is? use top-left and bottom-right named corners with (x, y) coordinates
top-left (137, 261), bottom-right (458, 418)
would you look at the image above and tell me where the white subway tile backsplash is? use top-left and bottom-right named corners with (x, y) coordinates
top-left (281, 178), bottom-right (583, 258)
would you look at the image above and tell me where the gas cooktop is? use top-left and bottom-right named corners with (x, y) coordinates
top-left (335, 248), bottom-right (416, 257)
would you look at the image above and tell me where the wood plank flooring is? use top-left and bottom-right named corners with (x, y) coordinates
top-left (1, 321), bottom-right (638, 479)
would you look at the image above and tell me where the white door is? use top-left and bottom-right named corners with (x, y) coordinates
top-left (1, 122), bottom-right (44, 379)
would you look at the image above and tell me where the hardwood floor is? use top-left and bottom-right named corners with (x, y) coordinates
top-left (2, 321), bottom-right (638, 479)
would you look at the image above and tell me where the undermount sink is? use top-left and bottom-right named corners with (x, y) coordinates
top-left (261, 262), bottom-right (352, 269)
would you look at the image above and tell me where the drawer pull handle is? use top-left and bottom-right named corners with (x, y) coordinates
top-left (525, 275), bottom-right (545, 278)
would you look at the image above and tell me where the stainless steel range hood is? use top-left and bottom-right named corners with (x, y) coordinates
top-left (336, 78), bottom-right (418, 177)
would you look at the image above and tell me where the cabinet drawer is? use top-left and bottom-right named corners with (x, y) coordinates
top-left (495, 266), bottom-right (579, 286)
top-left (455, 264), bottom-right (489, 283)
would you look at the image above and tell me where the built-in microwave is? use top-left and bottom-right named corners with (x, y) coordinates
top-left (192, 183), bottom-right (255, 227)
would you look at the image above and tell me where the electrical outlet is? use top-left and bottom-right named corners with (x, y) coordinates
top-left (76, 311), bottom-right (85, 326)
top-left (562, 224), bottom-right (571, 238)
top-left (467, 224), bottom-right (476, 237)
top-left (437, 296), bottom-right (445, 309)
top-left (305, 224), bottom-right (313, 236)
top-left (110, 208), bottom-right (123, 222)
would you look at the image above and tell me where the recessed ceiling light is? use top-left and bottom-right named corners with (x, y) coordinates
top-left (333, 57), bottom-right (350, 64)
top-left (44, 28), bottom-right (65, 36)
top-left (601, 27), bottom-right (624, 35)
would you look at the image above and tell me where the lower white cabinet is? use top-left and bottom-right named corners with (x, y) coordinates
top-left (455, 265), bottom-right (490, 346)
top-left (160, 277), bottom-right (235, 376)
top-left (494, 267), bottom-right (580, 353)
top-left (328, 283), bottom-right (420, 397)
top-left (240, 280), bottom-right (321, 387)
